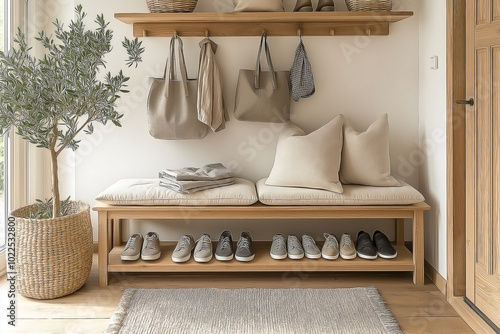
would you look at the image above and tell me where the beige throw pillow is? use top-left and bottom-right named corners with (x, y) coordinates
top-left (266, 115), bottom-right (344, 193)
top-left (340, 114), bottom-right (401, 187)
top-left (233, 0), bottom-right (284, 12)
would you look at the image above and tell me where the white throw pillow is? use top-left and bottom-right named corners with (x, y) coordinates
top-left (232, 0), bottom-right (284, 12)
top-left (266, 116), bottom-right (344, 193)
top-left (340, 113), bottom-right (401, 187)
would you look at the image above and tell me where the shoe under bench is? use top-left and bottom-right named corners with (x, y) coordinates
top-left (93, 202), bottom-right (430, 286)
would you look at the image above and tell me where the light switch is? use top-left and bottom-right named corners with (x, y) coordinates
top-left (430, 56), bottom-right (438, 70)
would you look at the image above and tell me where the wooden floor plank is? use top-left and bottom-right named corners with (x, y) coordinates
top-left (398, 316), bottom-right (475, 333)
top-left (0, 319), bottom-right (110, 334)
top-left (381, 291), bottom-right (459, 317)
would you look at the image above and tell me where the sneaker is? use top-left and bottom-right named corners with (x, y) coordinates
top-left (373, 230), bottom-right (398, 259)
top-left (194, 234), bottom-right (213, 263)
top-left (270, 234), bottom-right (287, 260)
top-left (302, 235), bottom-right (321, 259)
top-left (171, 234), bottom-right (195, 263)
top-left (235, 231), bottom-right (255, 262)
top-left (287, 235), bottom-right (304, 260)
top-left (322, 233), bottom-right (339, 260)
top-left (141, 232), bottom-right (161, 261)
top-left (121, 233), bottom-right (143, 261)
top-left (215, 230), bottom-right (234, 261)
top-left (356, 230), bottom-right (378, 260)
top-left (339, 233), bottom-right (356, 260)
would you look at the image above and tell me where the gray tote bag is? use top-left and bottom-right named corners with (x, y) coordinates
top-left (147, 35), bottom-right (208, 140)
top-left (234, 35), bottom-right (290, 123)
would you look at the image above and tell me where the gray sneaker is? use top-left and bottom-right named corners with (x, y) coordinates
top-left (287, 235), bottom-right (304, 260)
top-left (171, 234), bottom-right (195, 263)
top-left (215, 230), bottom-right (234, 261)
top-left (121, 233), bottom-right (143, 261)
top-left (194, 234), bottom-right (213, 263)
top-left (302, 235), bottom-right (321, 259)
top-left (340, 233), bottom-right (357, 260)
top-left (235, 231), bottom-right (255, 262)
top-left (322, 233), bottom-right (339, 260)
top-left (141, 232), bottom-right (161, 261)
top-left (270, 234), bottom-right (287, 260)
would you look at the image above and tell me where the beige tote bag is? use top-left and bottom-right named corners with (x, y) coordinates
top-left (234, 35), bottom-right (290, 123)
top-left (147, 35), bottom-right (208, 140)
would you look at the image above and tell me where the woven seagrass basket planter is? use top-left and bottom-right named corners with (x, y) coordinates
top-left (146, 0), bottom-right (198, 13)
top-left (345, 0), bottom-right (392, 11)
top-left (11, 201), bottom-right (93, 300)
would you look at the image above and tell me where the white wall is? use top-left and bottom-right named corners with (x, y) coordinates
top-left (53, 0), bottom-right (421, 242)
top-left (418, 0), bottom-right (448, 277)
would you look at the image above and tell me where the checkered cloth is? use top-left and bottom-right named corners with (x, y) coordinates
top-left (290, 39), bottom-right (315, 102)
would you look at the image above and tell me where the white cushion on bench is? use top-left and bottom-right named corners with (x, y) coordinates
top-left (256, 178), bottom-right (424, 206)
top-left (95, 178), bottom-right (258, 206)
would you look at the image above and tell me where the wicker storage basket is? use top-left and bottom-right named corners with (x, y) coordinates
top-left (146, 0), bottom-right (198, 13)
top-left (11, 201), bottom-right (93, 300)
top-left (345, 0), bottom-right (392, 11)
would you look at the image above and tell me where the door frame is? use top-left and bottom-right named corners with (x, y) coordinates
top-left (446, 1), bottom-right (499, 332)
top-left (446, 0), bottom-right (467, 300)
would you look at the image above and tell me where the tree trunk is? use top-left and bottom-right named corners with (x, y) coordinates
top-left (50, 147), bottom-right (60, 218)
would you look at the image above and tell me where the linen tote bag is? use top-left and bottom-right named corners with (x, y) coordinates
top-left (234, 35), bottom-right (290, 123)
top-left (147, 35), bottom-right (208, 140)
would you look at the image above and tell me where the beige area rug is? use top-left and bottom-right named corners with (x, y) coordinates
top-left (105, 287), bottom-right (402, 334)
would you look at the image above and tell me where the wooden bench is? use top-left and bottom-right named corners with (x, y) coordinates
top-left (93, 202), bottom-right (430, 286)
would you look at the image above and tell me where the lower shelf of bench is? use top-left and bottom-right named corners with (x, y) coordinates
top-left (107, 242), bottom-right (413, 273)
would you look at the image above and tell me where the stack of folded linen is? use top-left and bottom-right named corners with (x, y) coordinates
top-left (159, 163), bottom-right (235, 194)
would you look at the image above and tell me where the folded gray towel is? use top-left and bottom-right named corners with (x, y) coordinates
top-left (159, 178), bottom-right (235, 194)
top-left (159, 163), bottom-right (234, 181)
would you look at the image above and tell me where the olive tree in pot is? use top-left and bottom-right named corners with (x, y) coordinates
top-left (0, 6), bottom-right (144, 299)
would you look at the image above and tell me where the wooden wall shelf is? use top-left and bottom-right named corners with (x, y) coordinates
top-left (114, 11), bottom-right (414, 37)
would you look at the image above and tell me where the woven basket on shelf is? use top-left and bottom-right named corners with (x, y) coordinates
top-left (345, 0), bottom-right (392, 11)
top-left (146, 0), bottom-right (198, 13)
top-left (12, 201), bottom-right (93, 300)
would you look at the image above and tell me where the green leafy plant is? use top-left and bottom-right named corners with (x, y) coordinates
top-left (28, 197), bottom-right (73, 220)
top-left (0, 5), bottom-right (144, 218)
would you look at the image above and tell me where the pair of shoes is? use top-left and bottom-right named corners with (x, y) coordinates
top-left (356, 230), bottom-right (397, 260)
top-left (216, 230), bottom-right (255, 262)
top-left (323, 233), bottom-right (357, 260)
top-left (172, 234), bottom-right (213, 263)
top-left (121, 232), bottom-right (161, 261)
top-left (293, 0), bottom-right (335, 12)
top-left (270, 234), bottom-right (321, 260)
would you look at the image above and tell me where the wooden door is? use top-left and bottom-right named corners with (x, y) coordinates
top-left (465, 0), bottom-right (500, 328)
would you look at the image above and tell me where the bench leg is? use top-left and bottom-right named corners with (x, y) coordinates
top-left (113, 218), bottom-right (121, 247)
top-left (98, 211), bottom-right (110, 286)
top-left (395, 218), bottom-right (405, 245)
top-left (413, 210), bottom-right (425, 285)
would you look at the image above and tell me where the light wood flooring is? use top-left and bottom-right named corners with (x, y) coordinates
top-left (0, 254), bottom-right (474, 334)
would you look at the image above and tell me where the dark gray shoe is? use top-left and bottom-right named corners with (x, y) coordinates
top-left (235, 231), bottom-right (255, 262)
top-left (215, 230), bottom-right (234, 261)
top-left (356, 230), bottom-right (378, 260)
top-left (373, 230), bottom-right (397, 259)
